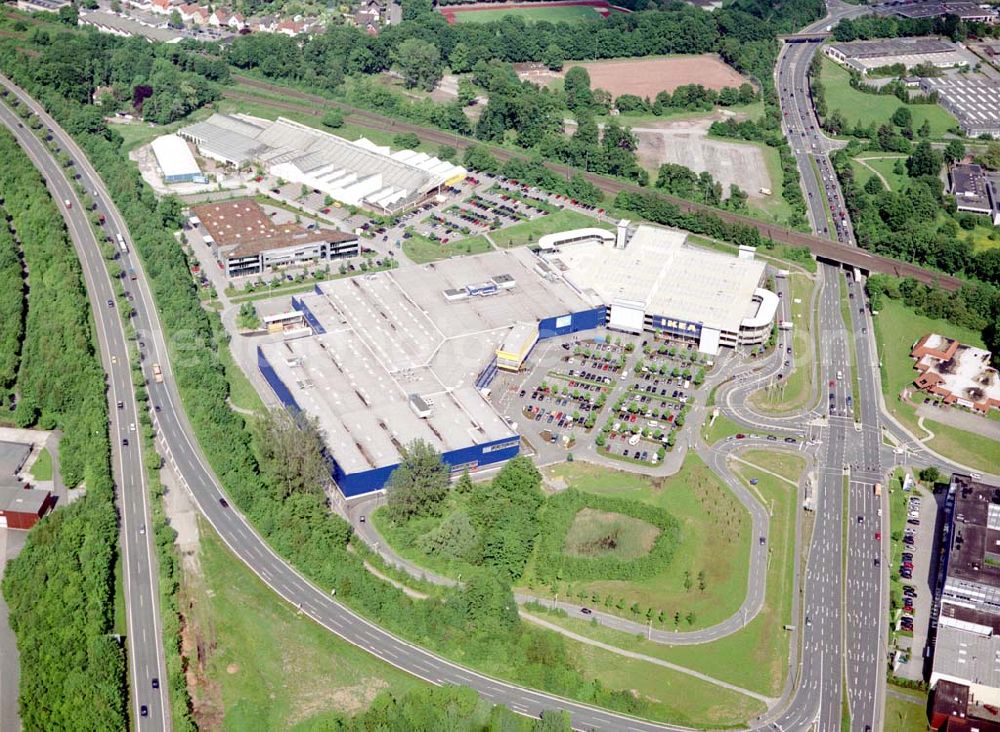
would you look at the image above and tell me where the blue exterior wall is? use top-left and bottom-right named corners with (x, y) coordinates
top-left (257, 346), bottom-right (302, 412)
top-left (335, 436), bottom-right (521, 498)
top-left (538, 306), bottom-right (606, 340)
top-left (291, 296), bottom-right (326, 334)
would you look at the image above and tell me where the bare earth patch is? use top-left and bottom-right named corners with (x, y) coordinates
top-left (517, 55), bottom-right (749, 97)
top-left (629, 113), bottom-right (772, 199)
top-left (564, 508), bottom-right (660, 560)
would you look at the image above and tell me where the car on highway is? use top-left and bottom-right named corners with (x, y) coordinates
top-left (107, 299), bottom-right (114, 308)
top-left (580, 607), bottom-right (592, 615)
top-left (152, 677), bottom-right (159, 689)
top-left (140, 705), bottom-right (148, 718)
top-left (219, 497), bottom-right (229, 508)
top-left (122, 438), bottom-right (128, 446)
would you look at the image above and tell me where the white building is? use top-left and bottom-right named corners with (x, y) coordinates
top-left (539, 224), bottom-right (778, 355)
top-left (150, 134), bottom-right (203, 183)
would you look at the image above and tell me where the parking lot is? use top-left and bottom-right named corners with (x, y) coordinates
top-left (488, 329), bottom-right (720, 468)
top-left (891, 478), bottom-right (939, 680)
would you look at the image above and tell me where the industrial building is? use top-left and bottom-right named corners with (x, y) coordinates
top-left (178, 113), bottom-right (466, 213)
top-left (920, 77), bottom-right (1000, 138)
top-left (150, 134), bottom-right (205, 184)
top-left (931, 474), bottom-right (1000, 722)
top-left (253, 225), bottom-right (776, 495)
top-left (257, 248), bottom-right (597, 496)
top-left (77, 11), bottom-right (184, 43)
top-left (190, 198), bottom-right (359, 277)
top-left (0, 441), bottom-right (51, 530)
top-left (539, 224), bottom-right (777, 354)
top-left (949, 163), bottom-right (1000, 223)
top-left (825, 37), bottom-right (968, 74)
top-left (876, 1), bottom-right (999, 23)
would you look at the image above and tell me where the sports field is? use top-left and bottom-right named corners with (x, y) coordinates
top-left (441, 0), bottom-right (612, 24)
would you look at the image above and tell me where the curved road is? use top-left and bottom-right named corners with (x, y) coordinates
top-left (0, 97), bottom-right (171, 730)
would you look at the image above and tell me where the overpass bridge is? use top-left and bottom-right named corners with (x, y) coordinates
top-left (778, 31), bottom-right (832, 43)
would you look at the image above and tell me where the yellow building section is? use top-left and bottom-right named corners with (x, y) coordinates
top-left (496, 322), bottom-right (539, 372)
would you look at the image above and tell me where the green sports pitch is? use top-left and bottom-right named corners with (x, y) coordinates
top-left (444, 4), bottom-right (610, 23)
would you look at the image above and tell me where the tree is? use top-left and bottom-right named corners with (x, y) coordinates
top-left (978, 141), bottom-right (1000, 170)
top-left (907, 140), bottom-right (942, 177)
top-left (385, 439), bottom-right (449, 520)
top-left (392, 132), bottom-right (421, 150)
top-left (891, 106), bottom-right (912, 130)
top-left (321, 109), bottom-right (344, 129)
top-left (168, 8), bottom-right (182, 27)
top-left (437, 145), bottom-right (458, 163)
top-left (449, 42), bottom-right (472, 74)
top-left (254, 409), bottom-right (331, 499)
top-left (57, 4), bottom-right (78, 25)
top-left (393, 38), bottom-right (443, 92)
top-left (917, 120), bottom-right (931, 138)
top-left (919, 466), bottom-right (942, 485)
top-left (543, 44), bottom-right (564, 72)
top-left (564, 66), bottom-right (593, 112)
top-left (418, 510), bottom-right (480, 562)
top-left (236, 301), bottom-right (261, 330)
top-left (944, 139), bottom-right (966, 165)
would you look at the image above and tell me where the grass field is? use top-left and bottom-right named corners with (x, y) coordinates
top-left (701, 412), bottom-right (745, 444)
top-left (531, 449), bottom-right (802, 698)
top-left (874, 299), bottom-right (1000, 472)
top-left (564, 508), bottom-right (661, 560)
top-left (820, 58), bottom-right (957, 138)
top-left (538, 456), bottom-right (750, 630)
top-left (29, 446), bottom-right (52, 481)
top-left (187, 525), bottom-right (423, 730)
top-left (753, 143), bottom-right (797, 225)
top-left (849, 155), bottom-right (909, 193)
top-left (887, 470), bottom-right (908, 624)
top-left (566, 636), bottom-right (766, 728)
top-left (402, 233), bottom-right (493, 264)
top-left (218, 342), bottom-right (267, 416)
top-left (884, 689), bottom-right (928, 732)
top-left (450, 4), bottom-right (606, 23)
top-left (489, 209), bottom-right (609, 249)
top-left (602, 100), bottom-right (765, 128)
top-left (749, 273), bottom-right (817, 414)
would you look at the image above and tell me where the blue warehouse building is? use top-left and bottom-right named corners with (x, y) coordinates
top-left (257, 248), bottom-right (600, 497)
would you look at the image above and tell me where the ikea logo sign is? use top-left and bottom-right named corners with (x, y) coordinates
top-left (655, 316), bottom-right (701, 336)
top-left (483, 439), bottom-right (520, 454)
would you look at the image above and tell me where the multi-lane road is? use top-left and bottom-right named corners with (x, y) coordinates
top-left (0, 87), bottom-right (171, 730)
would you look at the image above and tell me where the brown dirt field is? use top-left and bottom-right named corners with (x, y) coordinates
top-left (518, 55), bottom-right (749, 97)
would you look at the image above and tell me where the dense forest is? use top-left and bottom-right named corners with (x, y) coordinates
top-left (0, 218), bottom-right (24, 399)
top-left (0, 127), bottom-right (125, 731)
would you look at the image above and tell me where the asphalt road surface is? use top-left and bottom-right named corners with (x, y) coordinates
top-left (0, 92), bottom-right (171, 730)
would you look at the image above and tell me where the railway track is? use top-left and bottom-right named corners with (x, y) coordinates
top-left (225, 77), bottom-right (963, 291)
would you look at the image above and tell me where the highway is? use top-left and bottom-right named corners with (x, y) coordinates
top-left (775, 4), bottom-right (889, 727)
top-left (0, 91), bottom-right (171, 729)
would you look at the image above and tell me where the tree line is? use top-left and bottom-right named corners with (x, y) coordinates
top-left (0, 216), bottom-right (24, 400)
top-left (0, 125), bottom-right (125, 732)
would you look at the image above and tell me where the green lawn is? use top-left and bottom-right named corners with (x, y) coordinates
top-left (218, 342), bottom-right (266, 417)
top-left (189, 524), bottom-right (424, 730)
top-left (849, 155), bottom-right (909, 193)
top-left (529, 449), bottom-right (802, 698)
top-left (111, 107), bottom-right (213, 152)
top-left (450, 5), bottom-right (609, 23)
top-left (702, 412), bottom-right (745, 443)
top-left (30, 446), bottom-right (52, 481)
top-left (535, 456), bottom-right (751, 631)
top-left (489, 209), bottom-right (610, 249)
top-left (820, 58), bottom-right (957, 137)
top-left (750, 273), bottom-right (817, 414)
top-left (402, 233), bottom-right (493, 264)
top-left (752, 142), bottom-right (796, 225)
top-left (874, 299), bottom-right (1000, 472)
top-left (887, 469), bottom-right (908, 622)
top-left (885, 689), bottom-right (928, 732)
top-left (964, 221), bottom-right (1000, 252)
top-left (566, 636), bottom-right (766, 728)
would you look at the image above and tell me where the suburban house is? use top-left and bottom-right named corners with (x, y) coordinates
top-left (911, 333), bottom-right (1000, 414)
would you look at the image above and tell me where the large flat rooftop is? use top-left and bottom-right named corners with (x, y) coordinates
top-left (259, 249), bottom-right (591, 474)
top-left (542, 224), bottom-right (766, 335)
